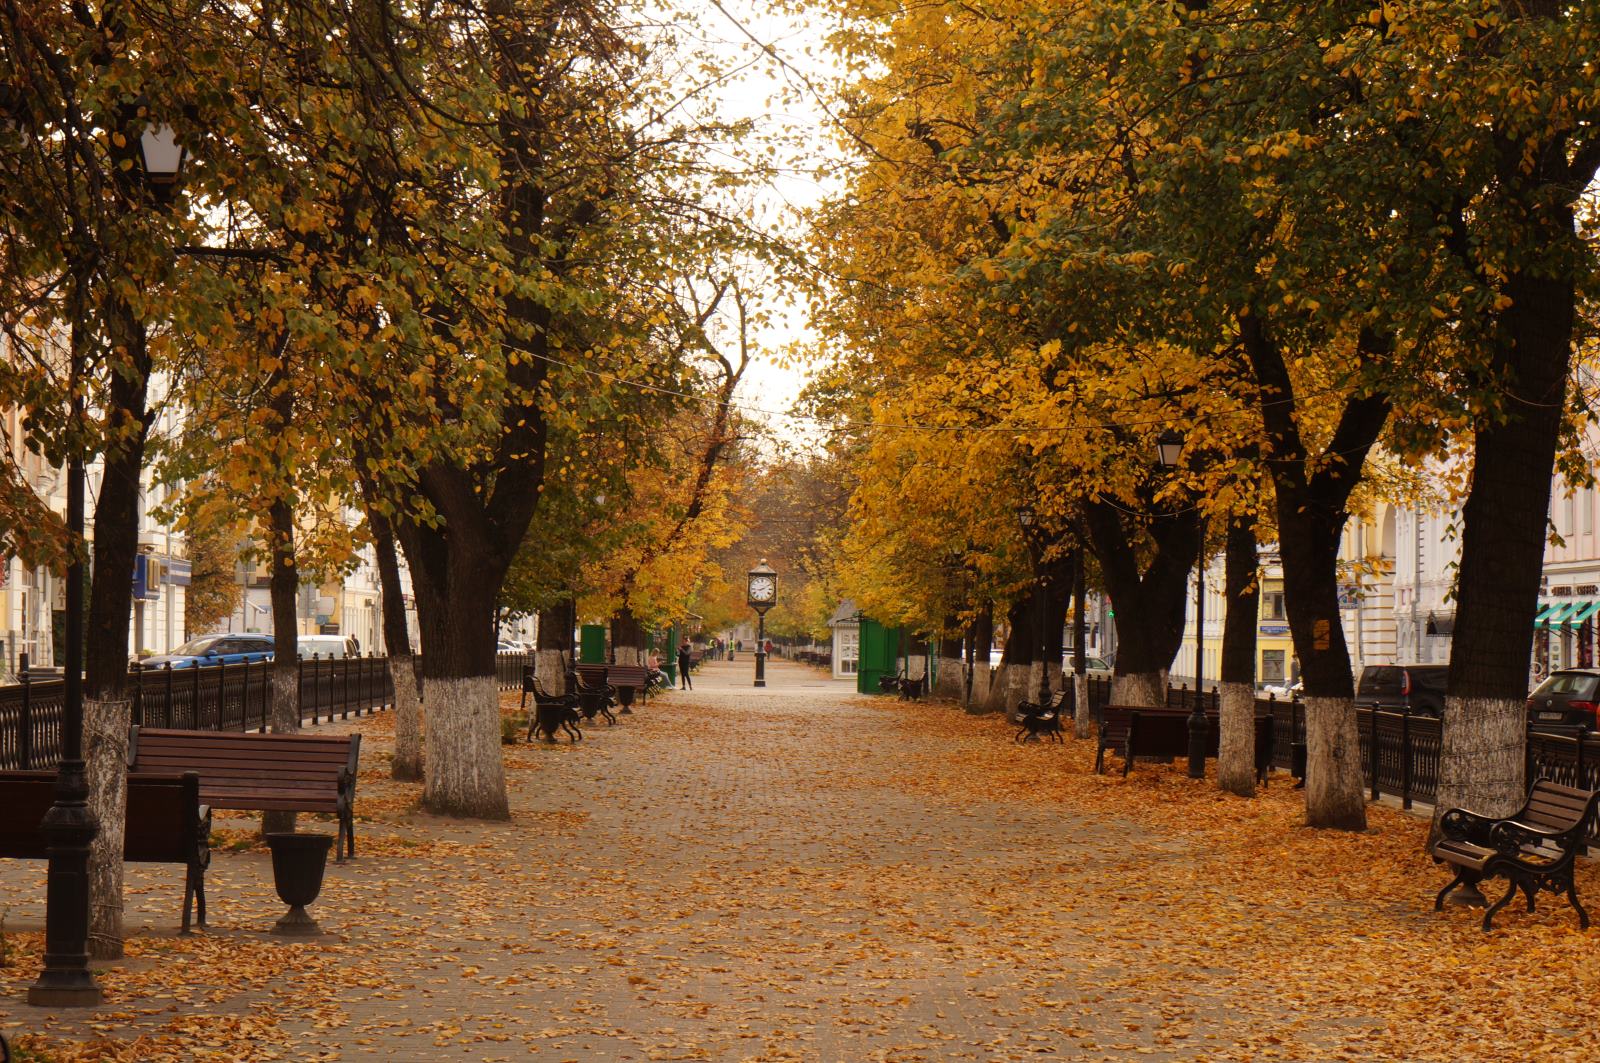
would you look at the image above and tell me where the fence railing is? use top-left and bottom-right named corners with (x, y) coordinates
top-left (1079, 675), bottom-right (1600, 842)
top-left (0, 651), bottom-right (535, 771)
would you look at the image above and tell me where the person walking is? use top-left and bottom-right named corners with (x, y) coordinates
top-left (677, 639), bottom-right (694, 690)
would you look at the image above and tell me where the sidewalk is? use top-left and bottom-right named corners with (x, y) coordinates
top-left (1, 667), bottom-right (1597, 1060)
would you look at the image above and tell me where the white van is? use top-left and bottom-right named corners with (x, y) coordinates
top-left (298, 635), bottom-right (357, 659)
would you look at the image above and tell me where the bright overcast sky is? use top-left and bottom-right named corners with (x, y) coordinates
top-left (685, 0), bottom-right (848, 451)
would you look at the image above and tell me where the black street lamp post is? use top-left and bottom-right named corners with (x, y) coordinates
top-left (1157, 429), bottom-right (1208, 779)
top-left (28, 119), bottom-right (187, 1008)
top-left (747, 560), bottom-right (776, 688)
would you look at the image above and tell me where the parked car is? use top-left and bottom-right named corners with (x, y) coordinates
top-left (1355, 664), bottom-right (1448, 716)
top-left (1526, 669), bottom-right (1600, 730)
top-left (298, 635), bottom-right (357, 659)
top-left (1062, 651), bottom-right (1114, 677)
top-left (141, 633), bottom-right (275, 669)
top-left (497, 640), bottom-right (524, 654)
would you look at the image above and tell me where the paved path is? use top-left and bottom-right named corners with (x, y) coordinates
top-left (5, 657), bottom-right (1600, 1060)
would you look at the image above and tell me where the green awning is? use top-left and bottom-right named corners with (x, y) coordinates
top-left (1539, 601), bottom-right (1581, 630)
top-left (1558, 600), bottom-right (1600, 627)
top-left (1534, 602), bottom-right (1560, 630)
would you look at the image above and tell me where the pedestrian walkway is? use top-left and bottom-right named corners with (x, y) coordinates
top-left (681, 654), bottom-right (857, 697)
top-left (3, 662), bottom-right (1599, 1060)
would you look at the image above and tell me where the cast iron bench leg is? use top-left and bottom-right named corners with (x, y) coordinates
top-left (1434, 869), bottom-right (1468, 912)
top-left (1482, 879), bottom-right (1519, 932)
top-left (1570, 877), bottom-right (1590, 930)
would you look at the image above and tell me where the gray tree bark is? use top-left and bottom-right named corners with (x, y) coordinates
top-left (1303, 695), bottom-right (1367, 828)
top-left (84, 696), bottom-right (131, 959)
top-left (1112, 671), bottom-right (1167, 708)
top-left (264, 496), bottom-right (299, 835)
top-left (1218, 516), bottom-right (1260, 796)
top-left (422, 675), bottom-right (508, 818)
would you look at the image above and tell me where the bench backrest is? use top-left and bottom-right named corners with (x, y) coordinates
top-left (1103, 706), bottom-right (1274, 766)
top-left (0, 770), bottom-right (203, 863)
top-left (1519, 780), bottom-right (1600, 836)
top-left (129, 726), bottom-right (358, 812)
top-left (575, 664), bottom-right (609, 689)
top-left (1100, 704), bottom-right (1193, 742)
top-left (605, 665), bottom-right (650, 691)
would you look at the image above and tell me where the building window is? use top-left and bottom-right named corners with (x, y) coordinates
top-left (1261, 649), bottom-right (1286, 683)
top-left (1261, 581), bottom-right (1286, 621)
top-left (838, 629), bottom-right (859, 674)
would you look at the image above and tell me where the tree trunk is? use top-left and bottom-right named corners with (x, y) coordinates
top-left (1242, 316), bottom-right (1391, 830)
top-left (537, 598), bottom-right (574, 695)
top-left (1083, 499), bottom-right (1200, 709)
top-left (967, 603), bottom-right (993, 712)
top-left (263, 497), bottom-right (300, 835)
top-left (83, 297), bottom-right (150, 960)
top-left (935, 621), bottom-right (964, 700)
top-left (1438, 223), bottom-right (1579, 829)
top-left (610, 607), bottom-right (646, 665)
top-left (984, 598), bottom-right (1034, 716)
top-left (403, 521), bottom-right (511, 820)
top-left (1218, 516), bottom-right (1260, 796)
top-left (370, 507), bottom-right (422, 781)
top-left (84, 697), bottom-right (130, 960)
top-left (1112, 671), bottom-right (1166, 708)
top-left (1072, 553), bottom-right (1094, 739)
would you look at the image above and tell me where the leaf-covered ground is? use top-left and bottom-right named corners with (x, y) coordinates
top-left (1, 658), bottom-right (1598, 1060)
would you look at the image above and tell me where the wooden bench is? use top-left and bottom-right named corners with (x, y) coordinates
top-left (1432, 779), bottom-right (1600, 931)
top-left (129, 726), bottom-right (361, 861)
top-left (1095, 705), bottom-right (1273, 781)
top-left (605, 664), bottom-right (651, 712)
top-left (572, 666), bottom-right (617, 725)
top-left (0, 770), bottom-right (209, 932)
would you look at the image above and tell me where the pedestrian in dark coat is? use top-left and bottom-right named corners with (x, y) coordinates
top-left (678, 640), bottom-right (693, 690)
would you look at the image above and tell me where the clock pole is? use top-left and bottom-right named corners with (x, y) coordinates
top-left (754, 611), bottom-right (767, 688)
top-left (747, 560), bottom-right (777, 689)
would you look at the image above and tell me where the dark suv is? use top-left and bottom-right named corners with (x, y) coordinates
top-left (1526, 669), bottom-right (1600, 730)
top-left (1356, 664), bottom-right (1448, 716)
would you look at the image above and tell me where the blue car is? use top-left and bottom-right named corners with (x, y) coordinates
top-left (140, 633), bottom-right (275, 669)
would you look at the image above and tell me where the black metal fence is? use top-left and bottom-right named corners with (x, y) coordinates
top-left (496, 653), bottom-right (532, 690)
top-left (1079, 675), bottom-right (1600, 840)
top-left (0, 656), bottom-right (393, 771)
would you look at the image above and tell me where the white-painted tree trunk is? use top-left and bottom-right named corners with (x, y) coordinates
top-left (966, 665), bottom-right (993, 712)
top-left (1217, 680), bottom-right (1256, 797)
top-left (935, 655), bottom-right (964, 699)
top-left (389, 654), bottom-right (423, 782)
top-left (1435, 695), bottom-right (1525, 825)
top-left (1073, 673), bottom-right (1093, 738)
top-left (422, 676), bottom-right (510, 820)
top-left (981, 662), bottom-right (1028, 716)
top-left (535, 649), bottom-right (567, 694)
top-left (612, 646), bottom-right (645, 666)
top-left (1303, 695), bottom-right (1368, 829)
top-left (84, 696), bottom-right (131, 959)
top-left (1112, 671), bottom-right (1166, 708)
top-left (262, 666), bottom-right (299, 835)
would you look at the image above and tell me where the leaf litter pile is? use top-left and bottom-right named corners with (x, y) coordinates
top-left (2, 675), bottom-right (1599, 1061)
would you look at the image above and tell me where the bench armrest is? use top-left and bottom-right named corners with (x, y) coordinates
top-left (1488, 818), bottom-right (1578, 853)
top-left (1438, 806), bottom-right (1500, 846)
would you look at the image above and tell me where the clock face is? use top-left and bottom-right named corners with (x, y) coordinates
top-left (749, 575), bottom-right (776, 602)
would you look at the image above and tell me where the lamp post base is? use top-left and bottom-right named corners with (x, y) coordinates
top-left (28, 758), bottom-right (101, 1008)
top-left (1186, 709), bottom-right (1209, 779)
